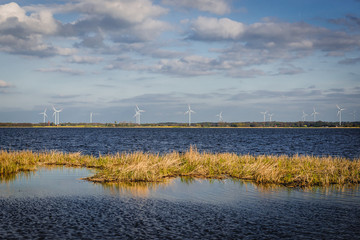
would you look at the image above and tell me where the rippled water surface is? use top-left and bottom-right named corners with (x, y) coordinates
top-left (1, 128), bottom-right (359, 158)
top-left (1, 128), bottom-right (360, 239)
top-left (1, 167), bottom-right (360, 239)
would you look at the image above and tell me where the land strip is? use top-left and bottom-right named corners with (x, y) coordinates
top-left (1, 121), bottom-right (360, 128)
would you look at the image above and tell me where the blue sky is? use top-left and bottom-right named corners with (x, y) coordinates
top-left (0, 0), bottom-right (359, 123)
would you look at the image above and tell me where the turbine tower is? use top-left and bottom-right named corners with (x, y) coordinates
top-left (268, 113), bottom-right (274, 122)
top-left (311, 107), bottom-right (319, 122)
top-left (52, 110), bottom-right (56, 125)
top-left (336, 105), bottom-right (345, 126)
top-left (90, 112), bottom-right (93, 123)
top-left (260, 111), bottom-right (268, 122)
top-left (351, 110), bottom-right (356, 122)
top-left (134, 105), bottom-right (145, 124)
top-left (302, 110), bottom-right (308, 121)
top-left (133, 111), bottom-right (139, 124)
top-left (185, 105), bottom-right (195, 126)
top-left (39, 108), bottom-right (47, 124)
top-left (216, 112), bottom-right (223, 122)
top-left (52, 105), bottom-right (62, 125)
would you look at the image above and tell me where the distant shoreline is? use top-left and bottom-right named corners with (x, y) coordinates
top-left (0, 126), bottom-right (359, 129)
top-left (0, 121), bottom-right (359, 128)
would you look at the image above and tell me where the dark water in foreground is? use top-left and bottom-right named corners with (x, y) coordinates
top-left (1, 128), bottom-right (360, 239)
top-left (1, 168), bottom-right (360, 239)
top-left (0, 128), bottom-right (359, 158)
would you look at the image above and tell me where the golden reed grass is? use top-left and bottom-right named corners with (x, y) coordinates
top-left (1, 147), bottom-right (359, 187)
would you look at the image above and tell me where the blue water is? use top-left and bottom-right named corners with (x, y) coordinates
top-left (0, 167), bottom-right (359, 239)
top-left (1, 128), bottom-right (359, 158)
top-left (1, 128), bottom-right (360, 239)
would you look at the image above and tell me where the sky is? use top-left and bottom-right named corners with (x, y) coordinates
top-left (0, 0), bottom-right (359, 124)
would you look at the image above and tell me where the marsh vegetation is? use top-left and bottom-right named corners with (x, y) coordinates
top-left (1, 148), bottom-right (359, 187)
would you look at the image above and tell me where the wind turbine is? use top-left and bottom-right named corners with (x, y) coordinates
top-left (268, 113), bottom-right (274, 122)
top-left (302, 110), bottom-right (308, 121)
top-left (52, 105), bottom-right (62, 125)
top-left (52, 111), bottom-right (57, 125)
top-left (260, 111), bottom-right (268, 122)
top-left (311, 107), bottom-right (319, 122)
top-left (133, 111), bottom-right (139, 124)
top-left (90, 112), bottom-right (93, 123)
top-left (336, 105), bottom-right (345, 126)
top-left (350, 110), bottom-right (356, 122)
top-left (56, 109), bottom-right (63, 125)
top-left (39, 108), bottom-right (47, 124)
top-left (134, 105), bottom-right (145, 124)
top-left (185, 105), bottom-right (195, 126)
top-left (216, 112), bottom-right (223, 122)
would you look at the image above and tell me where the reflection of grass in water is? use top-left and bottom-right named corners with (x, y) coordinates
top-left (180, 176), bottom-right (197, 185)
top-left (100, 180), bottom-right (173, 198)
top-left (1, 147), bottom-right (360, 187)
top-left (0, 171), bottom-right (35, 183)
top-left (303, 183), bottom-right (360, 195)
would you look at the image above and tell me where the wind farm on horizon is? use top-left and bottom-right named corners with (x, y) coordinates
top-left (1, 104), bottom-right (356, 128)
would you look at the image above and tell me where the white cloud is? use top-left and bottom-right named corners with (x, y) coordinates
top-left (110, 18), bottom-right (171, 42)
top-left (0, 2), bottom-right (60, 56)
top-left (186, 17), bottom-right (360, 76)
top-left (155, 55), bottom-right (217, 76)
top-left (275, 66), bottom-right (305, 76)
top-left (59, 0), bottom-right (171, 44)
top-left (0, 80), bottom-right (13, 88)
top-left (188, 17), bottom-right (360, 54)
top-left (190, 17), bottom-right (245, 40)
top-left (130, 19), bottom-right (171, 41)
top-left (68, 55), bottom-right (103, 64)
top-left (105, 55), bottom-right (149, 71)
top-left (36, 67), bottom-right (84, 75)
top-left (0, 1), bottom-right (170, 56)
top-left (0, 2), bottom-right (58, 34)
top-left (162, 0), bottom-right (231, 15)
top-left (70, 0), bottom-right (168, 24)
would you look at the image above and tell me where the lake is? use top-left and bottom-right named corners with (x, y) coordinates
top-left (1, 128), bottom-right (360, 239)
top-left (1, 128), bottom-right (359, 158)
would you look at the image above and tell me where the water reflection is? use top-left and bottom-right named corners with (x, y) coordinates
top-left (0, 167), bottom-right (102, 198)
top-left (0, 171), bottom-right (35, 183)
top-left (1, 167), bottom-right (360, 206)
top-left (100, 180), bottom-right (173, 198)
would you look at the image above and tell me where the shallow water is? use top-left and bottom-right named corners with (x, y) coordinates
top-left (1, 167), bottom-right (359, 239)
top-left (1, 128), bottom-right (359, 158)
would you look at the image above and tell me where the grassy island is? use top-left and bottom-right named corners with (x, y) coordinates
top-left (1, 148), bottom-right (359, 187)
